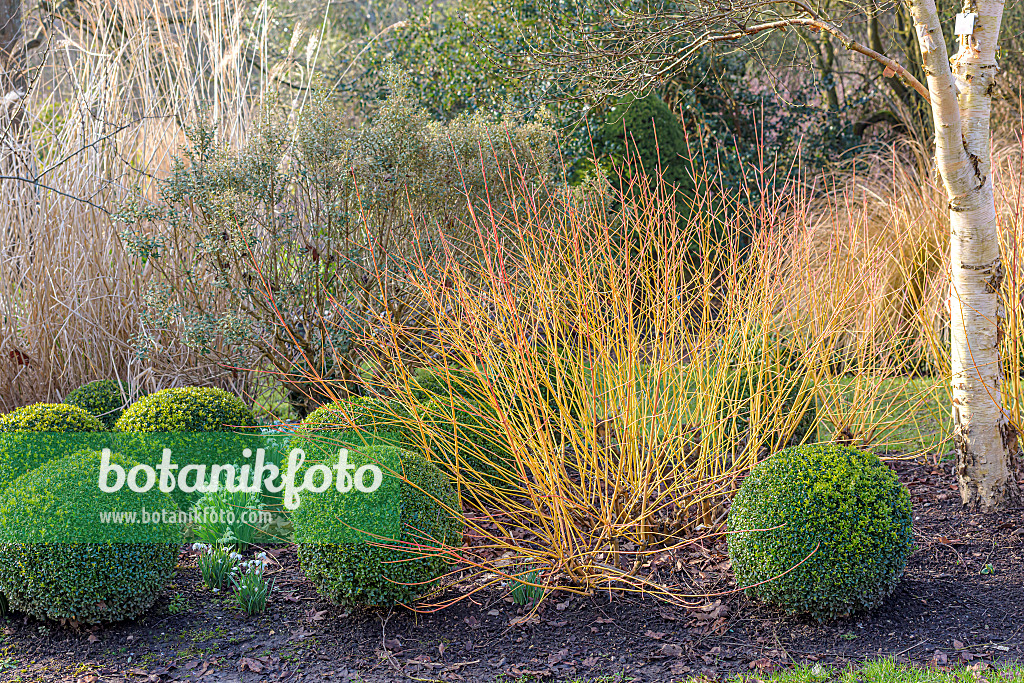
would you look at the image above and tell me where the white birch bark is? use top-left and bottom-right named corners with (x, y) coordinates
top-left (909, 0), bottom-right (1022, 511)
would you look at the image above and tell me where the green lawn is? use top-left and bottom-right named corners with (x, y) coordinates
top-left (816, 376), bottom-right (953, 458)
top-left (517, 659), bottom-right (1024, 683)
top-left (753, 659), bottom-right (1023, 683)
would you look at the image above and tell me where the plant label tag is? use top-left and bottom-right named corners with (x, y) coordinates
top-left (954, 13), bottom-right (977, 36)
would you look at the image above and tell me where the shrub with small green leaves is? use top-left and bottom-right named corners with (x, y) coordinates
top-left (113, 387), bottom-right (261, 509)
top-left (64, 380), bottom-right (136, 429)
top-left (419, 398), bottom-right (515, 488)
top-left (0, 449), bottom-right (181, 624)
top-left (293, 444), bottom-right (462, 608)
top-left (727, 444), bottom-right (913, 621)
top-left (408, 367), bottom-right (486, 403)
top-left (297, 397), bottom-right (412, 451)
top-left (0, 403), bottom-right (107, 495)
top-left (0, 403), bottom-right (105, 433)
top-left (114, 386), bottom-right (257, 433)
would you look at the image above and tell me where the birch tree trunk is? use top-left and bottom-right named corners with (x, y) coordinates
top-left (910, 0), bottom-right (1022, 511)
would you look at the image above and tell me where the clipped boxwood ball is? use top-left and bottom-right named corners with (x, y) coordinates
top-left (420, 398), bottom-right (514, 489)
top-left (0, 403), bottom-right (107, 494)
top-left (727, 444), bottom-right (913, 620)
top-left (294, 445), bottom-right (462, 608)
top-left (113, 387), bottom-right (260, 510)
top-left (0, 449), bottom-right (181, 624)
top-left (0, 403), bottom-right (105, 433)
top-left (297, 397), bottom-right (412, 452)
top-left (64, 380), bottom-right (135, 429)
top-left (114, 386), bottom-right (256, 433)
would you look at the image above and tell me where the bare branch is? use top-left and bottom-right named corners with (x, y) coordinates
top-left (527, 0), bottom-right (929, 104)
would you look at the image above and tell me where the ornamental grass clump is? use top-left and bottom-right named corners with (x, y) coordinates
top-left (292, 444), bottom-right (462, 608)
top-left (0, 450), bottom-right (181, 625)
top-left (727, 443), bottom-right (913, 620)
top-left (63, 380), bottom-right (136, 429)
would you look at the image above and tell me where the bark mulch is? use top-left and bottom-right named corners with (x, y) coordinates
top-left (1, 458), bottom-right (1021, 683)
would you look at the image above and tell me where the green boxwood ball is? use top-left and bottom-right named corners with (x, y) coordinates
top-left (113, 386), bottom-right (257, 433)
top-left (420, 398), bottom-right (514, 489)
top-left (112, 387), bottom-right (259, 510)
top-left (297, 397), bottom-right (412, 452)
top-left (64, 380), bottom-right (134, 429)
top-left (294, 445), bottom-right (462, 608)
top-left (727, 444), bottom-right (913, 621)
top-left (0, 449), bottom-right (181, 625)
top-left (0, 403), bottom-right (107, 494)
top-left (0, 403), bottom-right (105, 433)
top-left (409, 367), bottom-right (485, 403)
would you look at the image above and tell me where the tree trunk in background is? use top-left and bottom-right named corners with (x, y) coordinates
top-left (1, 0), bottom-right (25, 139)
top-left (910, 0), bottom-right (1023, 511)
top-left (0, 0), bottom-right (23, 90)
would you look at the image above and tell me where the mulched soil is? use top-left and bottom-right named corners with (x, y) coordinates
top-left (1, 458), bottom-right (1022, 683)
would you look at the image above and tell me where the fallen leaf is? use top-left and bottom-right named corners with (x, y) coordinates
top-left (954, 640), bottom-right (965, 650)
top-left (305, 608), bottom-right (328, 623)
top-left (547, 649), bottom-right (568, 666)
top-left (645, 630), bottom-right (666, 640)
top-left (289, 628), bottom-right (315, 642)
top-left (660, 644), bottom-right (684, 657)
top-left (87, 634), bottom-right (100, 643)
top-left (749, 658), bottom-right (779, 672)
top-left (384, 637), bottom-right (403, 651)
top-left (239, 657), bottom-right (264, 673)
top-left (464, 616), bottom-right (481, 629)
top-left (509, 614), bottom-right (540, 628)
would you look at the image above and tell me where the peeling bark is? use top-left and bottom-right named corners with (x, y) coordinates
top-left (909, 0), bottom-right (1023, 511)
